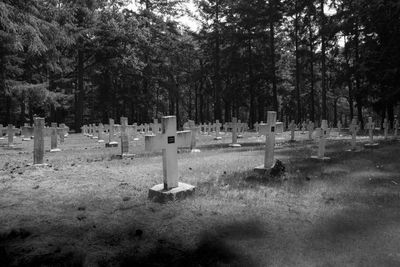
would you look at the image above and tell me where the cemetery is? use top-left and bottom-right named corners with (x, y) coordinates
top-left (1, 115), bottom-right (400, 266)
top-left (2, 0), bottom-right (400, 266)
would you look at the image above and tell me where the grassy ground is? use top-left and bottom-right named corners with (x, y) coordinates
top-left (0, 130), bottom-right (400, 266)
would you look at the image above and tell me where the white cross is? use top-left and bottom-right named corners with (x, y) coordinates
top-left (313, 120), bottom-right (330, 159)
top-left (289, 120), bottom-right (296, 141)
top-left (214, 120), bottom-right (222, 140)
top-left (256, 111), bottom-right (277, 171)
top-left (145, 116), bottom-right (192, 189)
top-left (228, 117), bottom-right (241, 147)
top-left (365, 117), bottom-right (375, 143)
top-left (383, 118), bottom-right (389, 140)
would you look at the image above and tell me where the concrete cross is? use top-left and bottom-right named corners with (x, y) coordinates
top-left (50, 123), bottom-right (61, 152)
top-left (106, 119), bottom-right (118, 147)
top-left (214, 120), bottom-right (222, 140)
top-left (7, 124), bottom-right (18, 147)
top-left (312, 120), bottom-right (330, 160)
top-left (33, 117), bottom-right (46, 165)
top-left (255, 111), bottom-right (277, 172)
top-left (365, 117), bottom-right (376, 145)
top-left (228, 117), bottom-right (241, 147)
top-left (145, 116), bottom-right (193, 195)
top-left (307, 121), bottom-right (314, 140)
top-left (349, 118), bottom-right (359, 150)
top-left (289, 120), bottom-right (296, 142)
top-left (383, 118), bottom-right (389, 140)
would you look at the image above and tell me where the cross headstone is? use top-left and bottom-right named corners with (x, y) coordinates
top-left (289, 120), bottom-right (296, 142)
top-left (307, 121), bottom-right (314, 140)
top-left (106, 119), bottom-right (118, 147)
top-left (50, 123), bottom-right (61, 152)
top-left (228, 117), bottom-right (241, 147)
top-left (255, 111), bottom-right (277, 173)
top-left (7, 124), bottom-right (17, 147)
top-left (120, 117), bottom-right (134, 157)
top-left (312, 120), bottom-right (330, 160)
top-left (348, 118), bottom-right (360, 151)
top-left (214, 120), bottom-right (222, 140)
top-left (146, 116), bottom-right (195, 202)
top-left (364, 117), bottom-right (378, 147)
top-left (33, 117), bottom-right (47, 166)
top-left (383, 118), bottom-right (389, 140)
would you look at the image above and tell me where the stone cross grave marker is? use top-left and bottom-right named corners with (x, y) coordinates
top-left (307, 121), bottom-right (314, 140)
top-left (33, 117), bottom-right (46, 166)
top-left (7, 124), bottom-right (17, 147)
top-left (145, 116), bottom-right (195, 202)
top-left (289, 120), bottom-right (296, 142)
top-left (50, 123), bottom-right (61, 152)
top-left (184, 120), bottom-right (200, 153)
top-left (383, 118), bottom-right (389, 140)
top-left (255, 111), bottom-right (277, 173)
top-left (88, 124), bottom-right (94, 137)
top-left (120, 117), bottom-right (135, 157)
top-left (106, 119), bottom-right (118, 147)
top-left (311, 120), bottom-right (330, 160)
top-left (214, 120), bottom-right (222, 140)
top-left (364, 117), bottom-right (378, 147)
top-left (348, 118), bottom-right (360, 151)
top-left (228, 117), bottom-right (241, 147)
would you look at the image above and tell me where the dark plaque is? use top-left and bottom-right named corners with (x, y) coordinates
top-left (271, 126), bottom-right (275, 132)
top-left (168, 136), bottom-right (175, 144)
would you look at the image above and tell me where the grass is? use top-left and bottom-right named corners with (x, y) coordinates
top-left (0, 131), bottom-right (400, 266)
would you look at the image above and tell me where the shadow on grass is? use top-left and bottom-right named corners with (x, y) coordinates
top-left (118, 220), bottom-right (260, 267)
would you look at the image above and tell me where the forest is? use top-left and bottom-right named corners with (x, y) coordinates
top-left (1, 0), bottom-right (399, 132)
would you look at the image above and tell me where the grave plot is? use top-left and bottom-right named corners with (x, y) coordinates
top-left (1, 128), bottom-right (400, 266)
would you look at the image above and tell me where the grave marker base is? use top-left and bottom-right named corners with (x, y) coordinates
top-left (191, 149), bottom-right (201, 153)
top-left (133, 138), bottom-right (140, 141)
top-left (50, 148), bottom-right (61, 153)
top-left (148, 182), bottom-right (195, 203)
top-left (254, 163), bottom-right (276, 174)
top-left (98, 140), bottom-right (105, 143)
top-left (364, 143), bottom-right (379, 148)
top-left (32, 163), bottom-right (49, 167)
top-left (311, 156), bottom-right (330, 160)
top-left (105, 142), bottom-right (118, 148)
top-left (229, 143), bottom-right (241, 147)
top-left (92, 136), bottom-right (98, 139)
top-left (22, 138), bottom-right (31, 141)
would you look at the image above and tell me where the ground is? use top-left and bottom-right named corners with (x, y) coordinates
top-left (1, 130), bottom-right (400, 266)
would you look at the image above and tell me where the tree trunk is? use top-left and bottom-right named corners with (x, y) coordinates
top-left (75, 49), bottom-right (84, 132)
top-left (309, 21), bottom-right (315, 123)
top-left (270, 2), bottom-right (278, 115)
top-left (295, 0), bottom-right (301, 123)
top-left (320, 0), bottom-right (327, 120)
top-left (214, 0), bottom-right (222, 121)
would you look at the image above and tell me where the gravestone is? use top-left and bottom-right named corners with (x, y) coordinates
top-left (254, 111), bottom-right (277, 173)
top-left (214, 120), bottom-right (222, 140)
top-left (106, 119), bottom-right (118, 147)
top-left (33, 117), bottom-right (46, 166)
top-left (383, 118), bottom-right (389, 140)
top-left (120, 117), bottom-right (135, 157)
top-left (307, 121), bottom-right (314, 140)
top-left (289, 120), bottom-right (296, 142)
top-left (364, 117), bottom-right (379, 147)
top-left (184, 120), bottom-right (201, 153)
top-left (97, 124), bottom-right (105, 143)
top-left (275, 122), bottom-right (283, 134)
top-left (132, 123), bottom-right (140, 141)
top-left (146, 116), bottom-right (195, 202)
top-left (50, 123), bottom-right (61, 152)
top-left (311, 120), bottom-right (330, 160)
top-left (228, 117), bottom-right (241, 147)
top-left (7, 124), bottom-right (18, 147)
top-left (237, 120), bottom-right (243, 138)
top-left (348, 118), bottom-right (360, 151)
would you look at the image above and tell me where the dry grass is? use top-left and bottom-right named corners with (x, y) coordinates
top-left (1, 132), bottom-right (400, 266)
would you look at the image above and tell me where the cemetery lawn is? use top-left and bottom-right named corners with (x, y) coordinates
top-left (1, 133), bottom-right (400, 266)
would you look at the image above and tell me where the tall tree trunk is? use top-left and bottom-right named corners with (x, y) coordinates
top-left (320, 0), bottom-right (327, 120)
top-left (0, 50), bottom-right (6, 123)
top-left (354, 19), bottom-right (363, 128)
top-left (75, 48), bottom-right (84, 132)
top-left (214, 0), bottom-right (222, 121)
top-left (248, 38), bottom-right (256, 127)
top-left (309, 20), bottom-right (315, 123)
top-left (270, 2), bottom-right (278, 115)
top-left (295, 0), bottom-right (301, 123)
